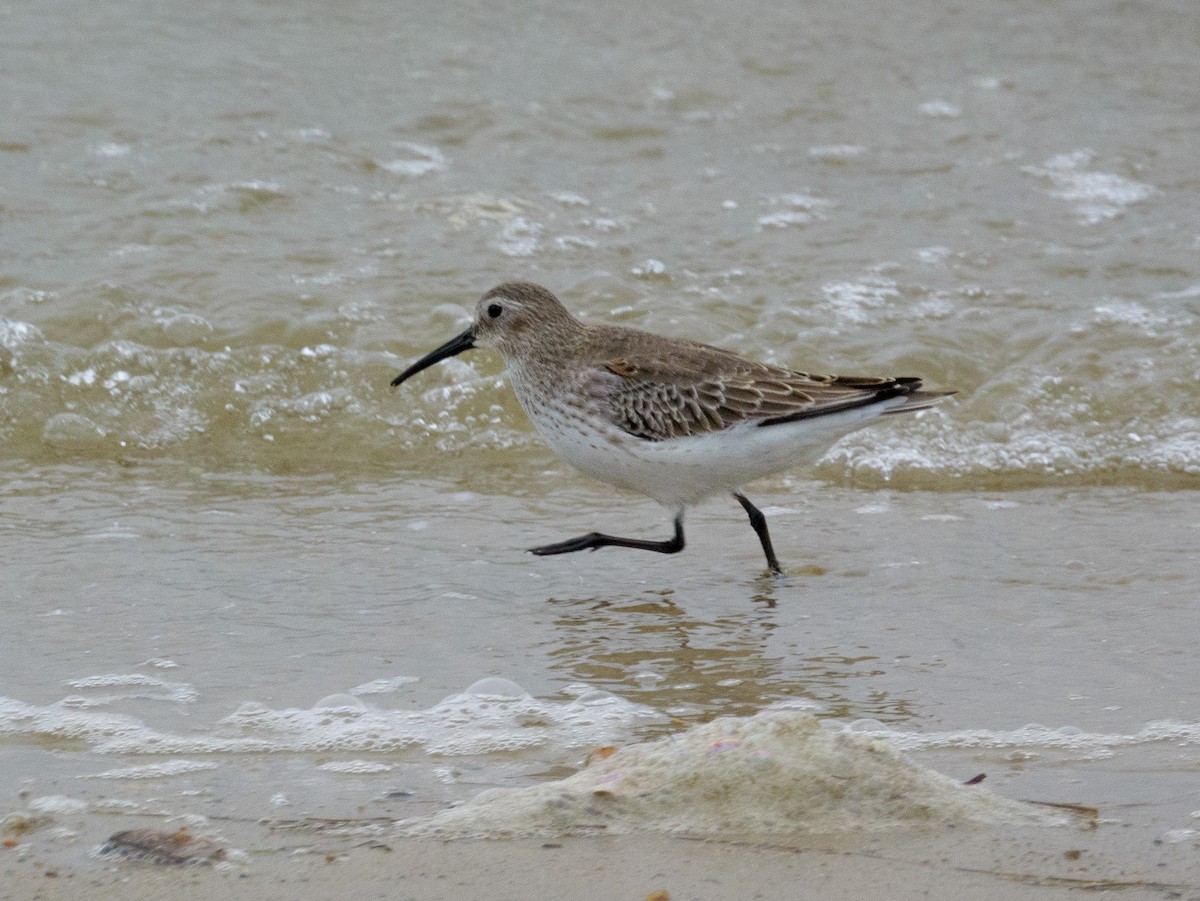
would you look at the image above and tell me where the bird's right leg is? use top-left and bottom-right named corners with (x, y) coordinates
top-left (734, 492), bottom-right (782, 574)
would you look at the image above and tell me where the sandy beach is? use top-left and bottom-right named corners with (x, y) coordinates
top-left (4, 829), bottom-right (1193, 901)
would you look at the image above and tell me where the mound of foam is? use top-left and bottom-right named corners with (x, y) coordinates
top-left (404, 711), bottom-right (1043, 838)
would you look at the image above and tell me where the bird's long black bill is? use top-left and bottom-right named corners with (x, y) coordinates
top-left (390, 327), bottom-right (476, 387)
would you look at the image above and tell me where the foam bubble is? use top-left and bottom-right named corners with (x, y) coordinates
top-left (807, 144), bottom-right (865, 161)
top-left (1088, 301), bottom-right (1173, 334)
top-left (0, 317), bottom-right (45, 347)
top-left (819, 276), bottom-right (900, 324)
top-left (550, 192), bottom-right (591, 207)
top-left (756, 210), bottom-right (814, 229)
top-left (916, 245), bottom-right (952, 264)
top-left (464, 678), bottom-right (528, 698)
top-left (380, 142), bottom-right (448, 177)
top-left (0, 695), bottom-right (159, 747)
top-left (61, 674), bottom-right (198, 706)
top-left (919, 100), bottom-right (962, 118)
top-left (317, 760), bottom-right (395, 775)
top-left (68, 674), bottom-right (175, 689)
top-left (81, 760), bottom-right (219, 780)
top-left (42, 412), bottom-right (107, 450)
top-left (553, 234), bottom-right (598, 250)
top-left (1022, 149), bottom-right (1155, 224)
top-left (493, 216), bottom-right (543, 256)
top-left (149, 307), bottom-right (213, 345)
top-left (0, 681), bottom-right (664, 758)
top-left (227, 180), bottom-right (287, 198)
top-left (1160, 828), bottom-right (1200, 844)
top-left (313, 694), bottom-right (366, 711)
top-left (757, 193), bottom-right (831, 230)
top-left (631, 259), bottom-right (668, 278)
top-left (27, 796), bottom-right (89, 816)
top-left (833, 719), bottom-right (1200, 757)
top-left (350, 676), bottom-right (419, 696)
top-left (825, 408), bottom-right (1200, 484)
top-left (403, 711), bottom-right (1044, 839)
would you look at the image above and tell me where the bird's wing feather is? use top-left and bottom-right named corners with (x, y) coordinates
top-left (590, 341), bottom-right (920, 441)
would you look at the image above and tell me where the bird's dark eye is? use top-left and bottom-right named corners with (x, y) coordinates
top-left (487, 303), bottom-right (503, 319)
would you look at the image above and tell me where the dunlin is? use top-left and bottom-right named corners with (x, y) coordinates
top-left (392, 283), bottom-right (952, 573)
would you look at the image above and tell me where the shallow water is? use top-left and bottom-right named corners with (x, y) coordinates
top-left (2, 0), bottom-right (1199, 882)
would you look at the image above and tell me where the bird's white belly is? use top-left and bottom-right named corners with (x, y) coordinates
top-left (520, 392), bottom-right (906, 508)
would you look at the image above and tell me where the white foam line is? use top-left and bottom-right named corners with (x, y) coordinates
top-left (837, 719), bottom-right (1200, 755)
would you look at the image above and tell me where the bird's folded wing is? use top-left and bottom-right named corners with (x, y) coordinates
top-left (593, 349), bottom-right (910, 441)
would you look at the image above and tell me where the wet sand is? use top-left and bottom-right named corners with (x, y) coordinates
top-left (3, 832), bottom-right (1191, 901)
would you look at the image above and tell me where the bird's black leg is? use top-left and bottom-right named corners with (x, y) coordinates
top-left (530, 514), bottom-right (685, 558)
top-left (734, 493), bottom-right (782, 574)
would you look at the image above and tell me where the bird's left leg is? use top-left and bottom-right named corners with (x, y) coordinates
top-left (529, 512), bottom-right (685, 558)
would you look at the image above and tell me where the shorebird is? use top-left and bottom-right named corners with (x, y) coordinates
top-left (391, 283), bottom-right (952, 573)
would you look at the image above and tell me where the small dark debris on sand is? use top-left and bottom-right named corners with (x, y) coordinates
top-left (99, 828), bottom-right (227, 865)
